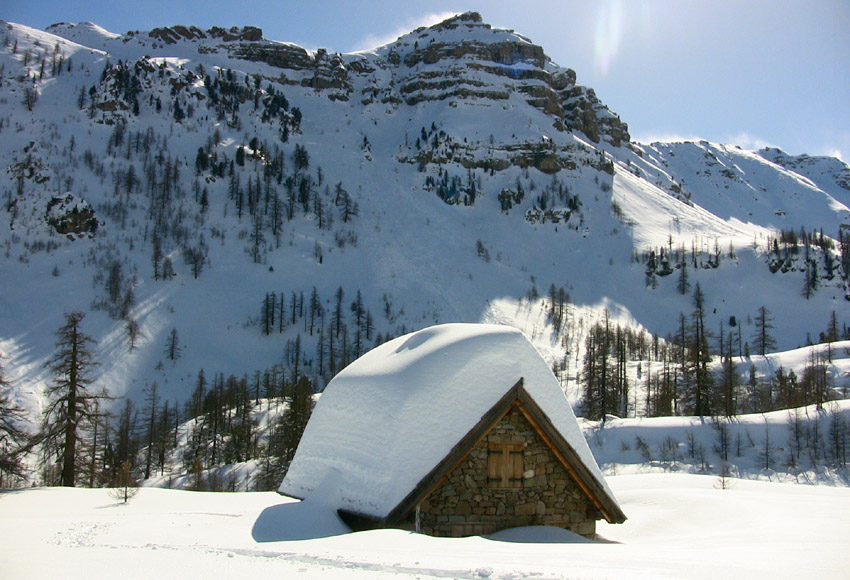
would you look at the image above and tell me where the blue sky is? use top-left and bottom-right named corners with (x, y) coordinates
top-left (5, 0), bottom-right (849, 160)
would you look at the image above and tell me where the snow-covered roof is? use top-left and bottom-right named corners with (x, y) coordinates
top-left (279, 323), bottom-right (621, 521)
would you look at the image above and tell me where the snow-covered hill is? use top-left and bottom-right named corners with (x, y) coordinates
top-left (1, 11), bottom-right (849, 429)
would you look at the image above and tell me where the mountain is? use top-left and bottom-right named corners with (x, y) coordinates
top-left (1, 11), bottom-right (849, 425)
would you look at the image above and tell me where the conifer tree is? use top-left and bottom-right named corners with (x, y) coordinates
top-left (109, 459), bottom-right (139, 503)
top-left (685, 284), bottom-right (714, 416)
top-left (0, 362), bottom-right (31, 484)
top-left (717, 335), bottom-right (739, 417)
top-left (165, 327), bottom-right (181, 361)
top-left (256, 375), bottom-right (314, 490)
top-left (41, 311), bottom-right (105, 487)
top-left (581, 314), bottom-right (613, 421)
top-left (751, 306), bottom-right (777, 357)
top-left (676, 260), bottom-right (690, 295)
top-left (141, 382), bottom-right (160, 480)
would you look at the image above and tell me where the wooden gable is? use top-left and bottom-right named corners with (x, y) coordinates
top-left (376, 378), bottom-right (626, 528)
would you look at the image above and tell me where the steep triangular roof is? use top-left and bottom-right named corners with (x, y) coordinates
top-left (279, 323), bottom-right (623, 523)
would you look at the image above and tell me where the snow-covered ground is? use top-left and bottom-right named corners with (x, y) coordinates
top-left (2, 474), bottom-right (847, 579)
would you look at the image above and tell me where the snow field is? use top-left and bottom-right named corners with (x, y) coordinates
top-left (2, 474), bottom-right (848, 579)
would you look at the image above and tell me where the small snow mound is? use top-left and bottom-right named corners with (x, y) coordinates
top-left (486, 525), bottom-right (593, 544)
top-left (394, 326), bottom-right (440, 353)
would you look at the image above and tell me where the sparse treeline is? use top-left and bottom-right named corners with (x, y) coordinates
top-left (638, 237), bottom-right (727, 289)
top-left (40, 364), bottom-right (317, 492)
top-left (1, 310), bottom-right (314, 491)
top-left (5, 299), bottom-right (848, 490)
top-left (26, 299), bottom-right (403, 491)
top-left (180, 367), bottom-right (314, 492)
top-left (91, 110), bottom-right (358, 286)
top-left (257, 286), bottom-right (411, 384)
top-left (575, 283), bottom-right (847, 421)
top-left (45, 54), bottom-right (362, 325)
top-left (640, 225), bottom-right (848, 296)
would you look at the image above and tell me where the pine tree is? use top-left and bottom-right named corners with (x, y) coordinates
top-left (256, 375), bottom-right (314, 489)
top-left (0, 362), bottom-right (31, 484)
top-left (717, 335), bottom-right (739, 417)
top-left (802, 257), bottom-right (818, 299)
top-left (676, 260), bottom-right (690, 295)
top-left (109, 459), bottom-right (139, 503)
top-left (151, 232), bottom-right (163, 280)
top-left (125, 317), bottom-right (140, 351)
top-left (41, 312), bottom-right (106, 487)
top-left (141, 382), bottom-right (160, 480)
top-left (77, 85), bottom-right (87, 110)
top-left (332, 286), bottom-right (345, 339)
top-left (751, 306), bottom-right (777, 357)
top-left (581, 315), bottom-right (613, 421)
top-left (685, 284), bottom-right (714, 416)
top-left (165, 327), bottom-right (181, 361)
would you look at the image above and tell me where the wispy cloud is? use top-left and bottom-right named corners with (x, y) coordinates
top-left (827, 149), bottom-right (844, 162)
top-left (723, 132), bottom-right (776, 151)
top-left (631, 132), bottom-right (703, 145)
top-left (350, 12), bottom-right (458, 52)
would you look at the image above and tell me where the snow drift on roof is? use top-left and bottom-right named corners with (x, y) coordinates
top-left (279, 323), bottom-right (618, 520)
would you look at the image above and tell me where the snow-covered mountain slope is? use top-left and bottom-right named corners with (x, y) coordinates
top-left (0, 12), bottom-right (849, 423)
top-left (626, 140), bottom-right (850, 236)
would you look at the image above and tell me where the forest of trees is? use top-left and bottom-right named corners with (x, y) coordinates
top-left (577, 287), bottom-right (845, 423)
top-left (254, 285), bottom-right (400, 384)
top-left (2, 299), bottom-right (846, 490)
top-left (0, 310), bottom-right (318, 491)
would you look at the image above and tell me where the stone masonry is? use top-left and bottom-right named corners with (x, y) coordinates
top-left (403, 405), bottom-right (600, 538)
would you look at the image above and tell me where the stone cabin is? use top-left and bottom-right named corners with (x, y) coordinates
top-left (279, 323), bottom-right (625, 539)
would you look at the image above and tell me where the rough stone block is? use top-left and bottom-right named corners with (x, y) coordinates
top-left (515, 502), bottom-right (536, 516)
top-left (535, 500), bottom-right (546, 515)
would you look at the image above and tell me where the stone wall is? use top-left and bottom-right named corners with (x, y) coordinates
top-left (403, 405), bottom-right (599, 538)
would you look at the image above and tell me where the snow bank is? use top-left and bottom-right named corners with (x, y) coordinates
top-left (486, 525), bottom-right (592, 543)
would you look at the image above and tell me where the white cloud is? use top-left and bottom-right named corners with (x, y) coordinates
top-left (814, 146), bottom-right (845, 162)
top-left (350, 12), bottom-right (458, 52)
top-left (723, 132), bottom-right (775, 151)
top-left (631, 132), bottom-right (704, 145)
